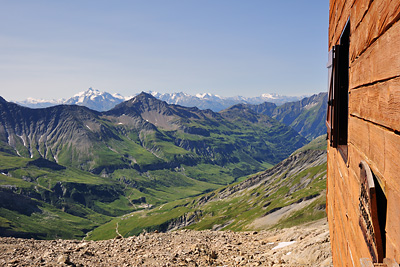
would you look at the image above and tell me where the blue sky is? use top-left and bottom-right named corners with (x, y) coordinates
top-left (0, 1), bottom-right (329, 101)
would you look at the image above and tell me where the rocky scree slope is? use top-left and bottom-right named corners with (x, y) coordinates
top-left (0, 219), bottom-right (332, 267)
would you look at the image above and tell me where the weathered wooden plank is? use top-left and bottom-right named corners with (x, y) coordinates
top-left (332, 184), bottom-right (351, 265)
top-left (348, 117), bottom-right (386, 185)
top-left (386, 235), bottom-right (400, 263)
top-left (384, 130), bottom-right (400, 190)
top-left (350, 77), bottom-right (400, 132)
top-left (329, 149), bottom-right (365, 267)
top-left (383, 258), bottom-right (400, 267)
top-left (328, 147), bottom-right (345, 267)
top-left (350, 20), bottom-right (400, 89)
top-left (368, 123), bottom-right (386, 175)
top-left (329, 0), bottom-right (353, 48)
top-left (329, 0), bottom-right (341, 47)
top-left (348, 116), bottom-right (370, 160)
top-left (360, 258), bottom-right (374, 267)
top-left (349, 117), bottom-right (400, 191)
top-left (351, 0), bottom-right (373, 29)
top-left (385, 186), bottom-right (400, 261)
top-left (350, 0), bottom-right (400, 62)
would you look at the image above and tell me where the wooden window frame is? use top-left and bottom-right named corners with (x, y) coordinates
top-left (326, 20), bottom-right (350, 161)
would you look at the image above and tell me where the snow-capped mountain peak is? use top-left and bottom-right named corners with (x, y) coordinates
top-left (260, 93), bottom-right (279, 99)
top-left (64, 88), bottom-right (127, 110)
top-left (16, 89), bottom-right (308, 112)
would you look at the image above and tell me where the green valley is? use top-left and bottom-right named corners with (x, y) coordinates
top-left (0, 93), bottom-right (325, 239)
top-left (87, 137), bottom-right (327, 240)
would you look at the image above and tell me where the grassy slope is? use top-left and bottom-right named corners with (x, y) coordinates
top-left (88, 138), bottom-right (327, 240)
top-left (0, 150), bottom-right (258, 239)
top-left (292, 134), bottom-right (327, 154)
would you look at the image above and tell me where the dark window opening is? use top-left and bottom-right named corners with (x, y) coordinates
top-left (373, 174), bottom-right (387, 260)
top-left (326, 19), bottom-right (350, 161)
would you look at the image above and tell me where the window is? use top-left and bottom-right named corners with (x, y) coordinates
top-left (326, 20), bottom-right (350, 160)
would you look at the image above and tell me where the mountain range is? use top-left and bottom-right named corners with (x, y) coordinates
top-left (2, 92), bottom-right (307, 173)
top-left (0, 90), bottom-right (328, 239)
top-left (246, 92), bottom-right (328, 140)
top-left (16, 88), bottom-right (128, 111)
top-left (0, 92), bottom-right (314, 238)
top-left (16, 88), bottom-right (327, 140)
top-left (16, 88), bottom-right (306, 112)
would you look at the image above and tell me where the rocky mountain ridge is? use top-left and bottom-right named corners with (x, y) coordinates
top-left (15, 89), bottom-right (327, 141)
top-left (1, 93), bottom-right (306, 174)
top-left (245, 92), bottom-right (328, 140)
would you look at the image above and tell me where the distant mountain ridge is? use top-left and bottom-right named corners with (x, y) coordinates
top-left (64, 89), bottom-right (127, 111)
top-left (149, 91), bottom-right (306, 112)
top-left (16, 88), bottom-right (128, 111)
top-left (14, 89), bottom-right (327, 140)
top-left (246, 92), bottom-right (328, 140)
top-left (16, 88), bottom-right (307, 112)
top-left (1, 92), bottom-right (307, 176)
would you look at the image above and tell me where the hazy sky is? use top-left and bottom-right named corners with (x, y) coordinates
top-left (0, 1), bottom-right (329, 101)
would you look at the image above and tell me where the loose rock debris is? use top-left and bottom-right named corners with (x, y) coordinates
top-left (0, 219), bottom-right (332, 266)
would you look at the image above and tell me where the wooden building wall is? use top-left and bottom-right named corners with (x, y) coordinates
top-left (327, 0), bottom-right (400, 266)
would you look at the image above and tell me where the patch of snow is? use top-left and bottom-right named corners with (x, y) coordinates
top-left (196, 93), bottom-right (217, 99)
top-left (304, 102), bottom-right (318, 110)
top-left (261, 93), bottom-right (278, 99)
top-left (78, 95), bottom-right (86, 103)
top-left (272, 241), bottom-right (297, 250)
top-left (73, 91), bottom-right (85, 98)
top-left (17, 135), bottom-right (26, 147)
top-left (24, 97), bottom-right (61, 104)
top-left (112, 93), bottom-right (126, 100)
